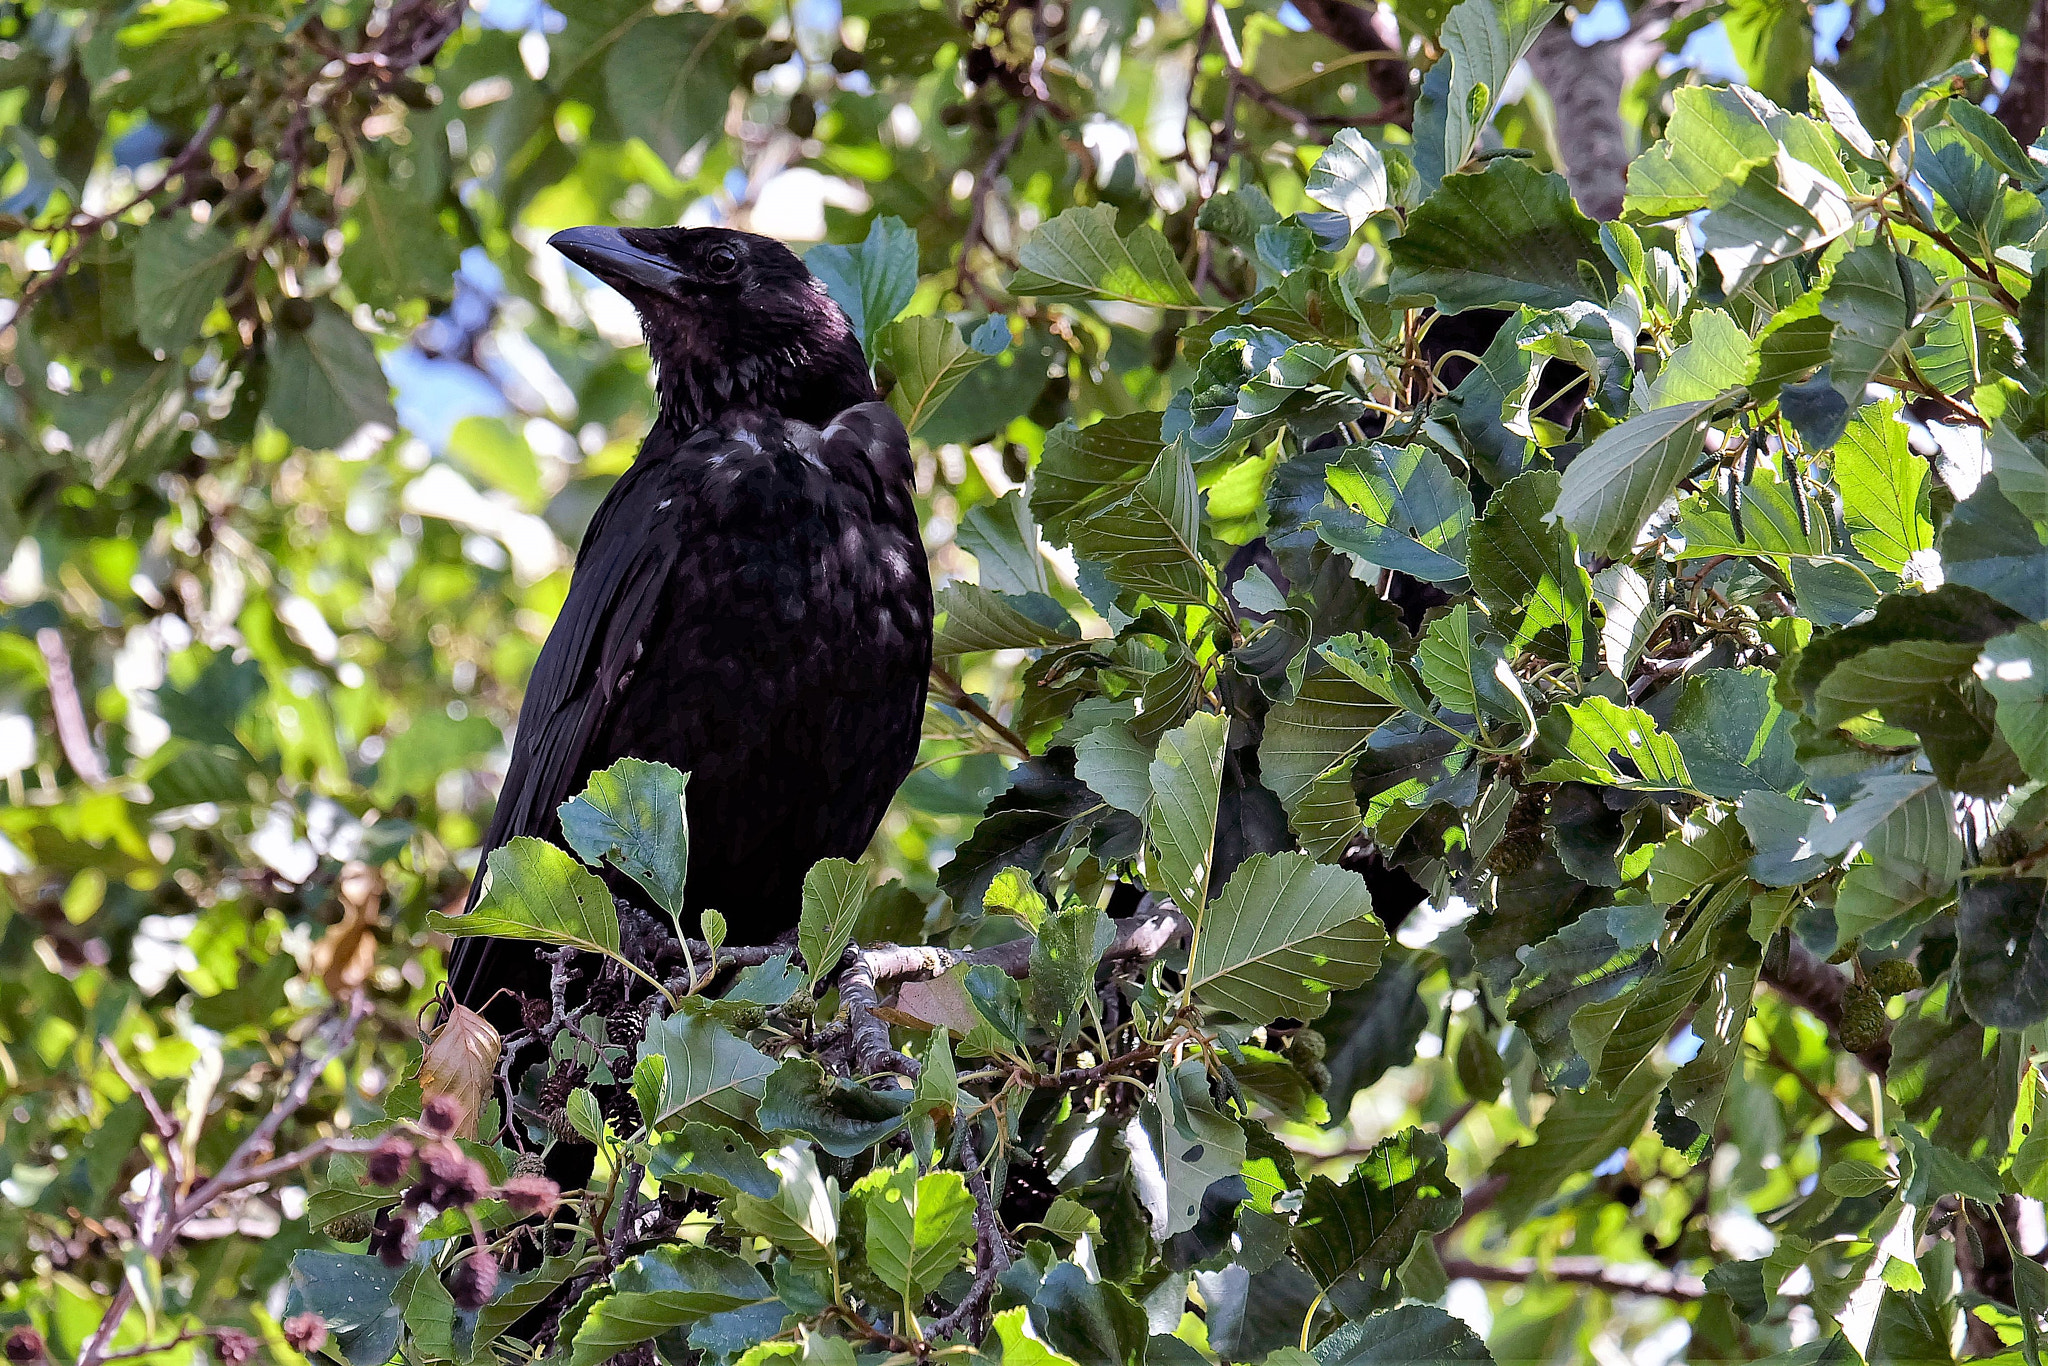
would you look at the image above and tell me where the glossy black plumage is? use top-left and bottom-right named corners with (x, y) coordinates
top-left (447, 227), bottom-right (931, 1021)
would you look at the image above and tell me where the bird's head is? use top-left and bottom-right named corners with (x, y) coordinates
top-left (548, 225), bottom-right (873, 429)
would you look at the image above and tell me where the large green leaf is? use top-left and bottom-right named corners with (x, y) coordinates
top-left (133, 211), bottom-right (239, 351)
top-left (1148, 1058), bottom-right (1249, 1239)
top-left (797, 858), bottom-right (866, 990)
top-left (808, 215), bottom-right (919, 353)
top-left (1664, 668), bottom-right (1801, 797)
top-left (1066, 445), bottom-right (1212, 605)
top-left (1147, 711), bottom-right (1229, 914)
top-left (1940, 477), bottom-right (2048, 619)
top-left (567, 1247), bottom-right (772, 1366)
top-left (1312, 1305), bottom-right (1494, 1364)
top-left (637, 1006), bottom-right (778, 1131)
top-left (1032, 412), bottom-right (1164, 541)
top-left (430, 836), bottom-right (621, 956)
top-left (602, 11), bottom-right (739, 167)
top-left (933, 583), bottom-right (1081, 655)
top-left (876, 316), bottom-right (992, 435)
top-left (1415, 605), bottom-right (1531, 730)
top-left (1492, 1063), bottom-right (1662, 1222)
top-left (340, 149), bottom-right (458, 309)
top-left (1186, 851), bottom-right (1387, 1022)
top-left (558, 758), bottom-right (690, 921)
top-left (1550, 395), bottom-right (1725, 559)
top-left (856, 1156), bottom-right (977, 1309)
top-left (1821, 244), bottom-right (1935, 394)
top-left (1648, 309), bottom-right (1758, 407)
top-left (1958, 874), bottom-right (2048, 1030)
top-left (1507, 906), bottom-right (1654, 1085)
top-left (1409, 0), bottom-right (1558, 192)
top-left (1832, 399), bottom-right (1933, 572)
top-left (1980, 626), bottom-right (2048, 780)
top-left (1011, 204), bottom-right (1199, 306)
top-left (1699, 148), bottom-right (1854, 285)
top-left (1533, 696), bottom-right (1694, 790)
top-left (1256, 668), bottom-right (1400, 861)
top-left (1625, 84), bottom-right (1837, 218)
top-left (1316, 444), bottom-right (1474, 584)
top-left (1293, 1128), bottom-right (1461, 1320)
top-left (1306, 129), bottom-right (1390, 230)
top-left (1467, 469), bottom-right (1589, 653)
top-left (1387, 159), bottom-right (1609, 314)
top-left (264, 301), bottom-right (396, 450)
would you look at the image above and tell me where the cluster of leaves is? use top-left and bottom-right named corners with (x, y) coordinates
top-left (4, 0), bottom-right (2048, 1362)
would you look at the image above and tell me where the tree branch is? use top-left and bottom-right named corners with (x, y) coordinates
top-left (1759, 938), bottom-right (1890, 1075)
top-left (1523, 5), bottom-right (1685, 220)
top-left (1284, 0), bottom-right (1413, 127)
top-left (1439, 1254), bottom-right (1706, 1301)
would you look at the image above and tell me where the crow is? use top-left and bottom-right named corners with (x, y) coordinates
top-left (445, 226), bottom-right (932, 1032)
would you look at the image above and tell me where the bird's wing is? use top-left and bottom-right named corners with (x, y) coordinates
top-left (445, 440), bottom-right (686, 1009)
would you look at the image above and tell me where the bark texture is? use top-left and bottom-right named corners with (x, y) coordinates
top-left (1288, 0), bottom-right (1415, 127)
top-left (1523, 5), bottom-right (1685, 221)
top-left (1999, 0), bottom-right (2048, 146)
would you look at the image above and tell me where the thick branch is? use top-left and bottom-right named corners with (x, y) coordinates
top-left (1439, 1254), bottom-right (1705, 1301)
top-left (1523, 6), bottom-right (1683, 220)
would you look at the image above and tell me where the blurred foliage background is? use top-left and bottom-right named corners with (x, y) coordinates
top-left (2, 0), bottom-right (2047, 1360)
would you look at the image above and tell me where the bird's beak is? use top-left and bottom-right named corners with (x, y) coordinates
top-left (548, 226), bottom-right (684, 296)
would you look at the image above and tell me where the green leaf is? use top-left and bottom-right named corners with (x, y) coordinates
top-left (1699, 149), bottom-right (1854, 286)
top-left (758, 1057), bottom-right (911, 1157)
top-left (1187, 851), bottom-right (1387, 1022)
top-left (1674, 468), bottom-right (1830, 561)
top-left (1416, 604), bottom-right (1531, 729)
top-left (856, 1156), bottom-right (977, 1308)
top-left (1648, 309), bottom-right (1757, 407)
top-left (1492, 1062), bottom-right (1662, 1223)
top-left (1011, 204), bottom-right (1199, 307)
top-left (1387, 159), bottom-right (1608, 313)
top-left (1066, 445), bottom-right (1212, 606)
top-left (1316, 444), bottom-right (1475, 584)
top-left (807, 216), bottom-right (919, 353)
top-left (1312, 1304), bottom-right (1495, 1363)
top-left (958, 490), bottom-right (1049, 597)
top-left (1832, 399), bottom-right (1933, 573)
top-left (1624, 85), bottom-right (1836, 218)
top-left (133, 210), bottom-right (238, 351)
top-left (1532, 696), bottom-right (1694, 790)
top-left (637, 1006), bottom-right (778, 1131)
top-left (1149, 1058), bottom-right (1249, 1238)
top-left (1032, 412), bottom-right (1163, 543)
top-left (1959, 874), bottom-right (2048, 1030)
top-left (1147, 711), bottom-right (1230, 913)
top-left (876, 316), bottom-right (993, 435)
top-left (1073, 722), bottom-right (1155, 817)
top-left (1940, 477), bottom-right (2048, 620)
top-left (1293, 1129), bottom-right (1462, 1320)
top-left (264, 301), bottom-right (396, 450)
top-left (933, 583), bottom-right (1080, 655)
top-left (646, 1122), bottom-right (778, 1201)
top-left (797, 858), bottom-right (865, 990)
top-left (1507, 907), bottom-right (1654, 1085)
top-left (568, 1246), bottom-right (772, 1366)
top-left (1980, 626), bottom-right (2048, 781)
top-left (1591, 564), bottom-right (1655, 680)
top-left (1889, 991), bottom-right (2020, 1153)
top-left (1550, 395), bottom-right (1724, 559)
top-left (1823, 1159), bottom-right (1896, 1198)
top-left (725, 1146), bottom-right (839, 1274)
top-left (1031, 1263), bottom-right (1149, 1365)
top-left (1467, 469), bottom-right (1589, 653)
top-left (1821, 244), bottom-right (1935, 395)
top-left (558, 758), bottom-right (690, 921)
top-left (1409, 0), bottom-right (1558, 192)
top-left (1739, 790), bottom-right (1829, 886)
top-left (430, 836), bottom-right (622, 957)
top-left (602, 10), bottom-right (740, 167)
top-left (1256, 668), bottom-right (1400, 860)
top-left (1306, 130), bottom-right (1390, 230)
top-left (1664, 668), bottom-right (1800, 797)
top-left (1027, 901), bottom-right (1115, 1044)
top-left (340, 149), bottom-right (458, 309)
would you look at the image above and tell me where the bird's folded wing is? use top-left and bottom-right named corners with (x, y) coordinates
top-left (445, 454), bottom-right (681, 1007)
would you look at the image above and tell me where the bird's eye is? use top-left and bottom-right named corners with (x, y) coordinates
top-left (705, 245), bottom-right (742, 278)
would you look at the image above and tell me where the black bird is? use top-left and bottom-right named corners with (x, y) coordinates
top-left (446, 225), bottom-right (932, 1028)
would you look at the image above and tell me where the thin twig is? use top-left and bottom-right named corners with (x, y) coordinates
top-left (36, 628), bottom-right (108, 785)
top-left (929, 665), bottom-right (1032, 760)
top-left (1438, 1254), bottom-right (1706, 1301)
